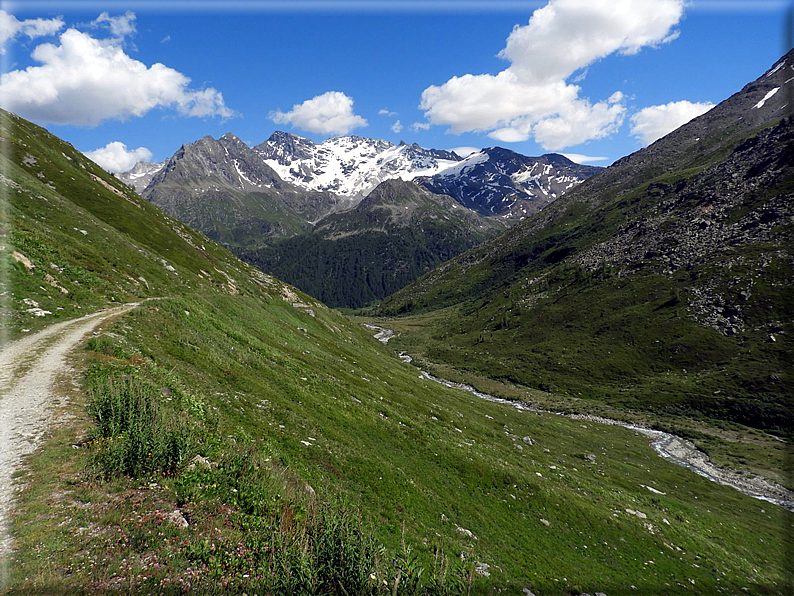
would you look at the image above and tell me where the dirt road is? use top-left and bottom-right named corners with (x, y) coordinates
top-left (0, 305), bottom-right (137, 566)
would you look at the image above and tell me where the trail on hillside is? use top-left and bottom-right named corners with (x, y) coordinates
top-left (0, 305), bottom-right (138, 564)
top-left (366, 324), bottom-right (794, 511)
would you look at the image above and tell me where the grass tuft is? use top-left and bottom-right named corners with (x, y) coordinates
top-left (86, 369), bottom-right (192, 478)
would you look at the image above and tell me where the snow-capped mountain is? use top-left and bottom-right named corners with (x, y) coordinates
top-left (255, 132), bottom-right (462, 200)
top-left (120, 132), bottom-right (601, 245)
top-left (416, 147), bottom-right (603, 219)
top-left (116, 160), bottom-right (166, 193)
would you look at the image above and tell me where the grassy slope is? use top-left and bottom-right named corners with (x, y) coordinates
top-left (0, 110), bottom-right (255, 339)
top-left (3, 110), bottom-right (792, 595)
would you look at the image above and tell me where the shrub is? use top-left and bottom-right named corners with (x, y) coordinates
top-left (87, 370), bottom-right (191, 478)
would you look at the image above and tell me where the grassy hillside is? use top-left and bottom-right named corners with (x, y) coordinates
top-left (0, 110), bottom-right (257, 340)
top-left (3, 109), bottom-right (792, 595)
top-left (377, 55), bottom-right (794, 442)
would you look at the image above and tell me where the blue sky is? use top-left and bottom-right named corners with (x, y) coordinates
top-left (1, 1), bottom-right (791, 170)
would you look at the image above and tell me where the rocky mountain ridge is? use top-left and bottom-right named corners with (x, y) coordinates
top-left (416, 147), bottom-right (602, 219)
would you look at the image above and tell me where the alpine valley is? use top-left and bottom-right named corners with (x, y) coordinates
top-left (119, 133), bottom-right (601, 307)
top-left (380, 49), bottom-right (794, 479)
top-left (1, 26), bottom-right (793, 596)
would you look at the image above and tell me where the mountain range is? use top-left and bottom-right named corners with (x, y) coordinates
top-left (118, 132), bottom-right (600, 306)
top-left (121, 131), bottom-right (601, 227)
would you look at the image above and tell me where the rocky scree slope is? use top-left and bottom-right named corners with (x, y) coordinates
top-left (379, 50), bottom-right (794, 437)
top-left (382, 50), bottom-right (794, 312)
top-left (242, 179), bottom-right (505, 308)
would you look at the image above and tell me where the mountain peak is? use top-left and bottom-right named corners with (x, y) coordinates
top-left (220, 132), bottom-right (244, 144)
top-left (417, 146), bottom-right (602, 218)
top-left (266, 130), bottom-right (311, 144)
top-left (115, 160), bottom-right (166, 193)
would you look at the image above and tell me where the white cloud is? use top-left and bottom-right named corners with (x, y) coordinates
top-left (630, 100), bottom-right (714, 145)
top-left (84, 141), bottom-right (152, 173)
top-left (0, 28), bottom-right (234, 126)
top-left (391, 120), bottom-right (403, 133)
top-left (418, 0), bottom-right (684, 150)
top-left (497, 0), bottom-right (683, 83)
top-left (270, 91), bottom-right (367, 135)
top-left (160, 35), bottom-right (171, 43)
top-left (411, 121), bottom-right (431, 132)
top-left (450, 146), bottom-right (479, 158)
top-left (561, 152), bottom-right (609, 164)
top-left (530, 98), bottom-right (626, 149)
top-left (379, 108), bottom-right (397, 117)
top-left (92, 11), bottom-right (136, 41)
top-left (0, 10), bottom-right (64, 55)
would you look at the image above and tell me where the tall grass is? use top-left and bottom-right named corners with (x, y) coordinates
top-left (87, 370), bottom-right (191, 478)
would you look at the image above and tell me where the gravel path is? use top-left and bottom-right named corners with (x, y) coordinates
top-left (0, 305), bottom-right (137, 564)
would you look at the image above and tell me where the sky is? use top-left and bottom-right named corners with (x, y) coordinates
top-left (1, 1), bottom-right (792, 172)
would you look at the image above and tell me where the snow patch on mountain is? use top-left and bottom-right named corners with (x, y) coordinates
top-left (256, 132), bottom-right (461, 199)
top-left (116, 160), bottom-right (165, 192)
top-left (752, 87), bottom-right (779, 110)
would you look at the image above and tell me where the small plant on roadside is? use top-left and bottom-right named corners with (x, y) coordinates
top-left (86, 368), bottom-right (192, 478)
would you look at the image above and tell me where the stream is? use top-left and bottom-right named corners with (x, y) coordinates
top-left (366, 324), bottom-right (794, 511)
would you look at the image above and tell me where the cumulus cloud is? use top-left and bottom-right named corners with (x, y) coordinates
top-left (0, 10), bottom-right (64, 54)
top-left (378, 108), bottom-right (397, 117)
top-left (270, 91), bottom-right (367, 135)
top-left (630, 100), bottom-right (714, 145)
top-left (418, 0), bottom-right (685, 150)
top-left (0, 27), bottom-right (234, 126)
top-left (92, 11), bottom-right (136, 41)
top-left (84, 141), bottom-right (152, 172)
top-left (391, 120), bottom-right (403, 133)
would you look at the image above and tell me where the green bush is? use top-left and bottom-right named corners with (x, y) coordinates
top-left (87, 370), bottom-right (191, 478)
